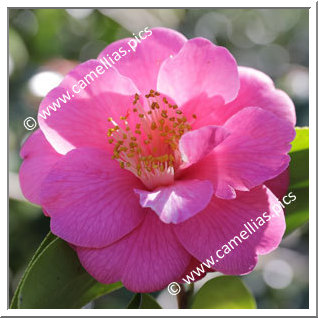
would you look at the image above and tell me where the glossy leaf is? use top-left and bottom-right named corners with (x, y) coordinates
top-left (284, 127), bottom-right (309, 235)
top-left (284, 187), bottom-right (309, 236)
top-left (11, 233), bottom-right (122, 309)
top-left (141, 294), bottom-right (162, 309)
top-left (127, 293), bottom-right (161, 309)
top-left (289, 150), bottom-right (309, 189)
top-left (191, 276), bottom-right (256, 309)
top-left (10, 231), bottom-right (56, 309)
top-left (290, 127), bottom-right (309, 153)
top-left (289, 127), bottom-right (309, 189)
top-left (127, 293), bottom-right (142, 309)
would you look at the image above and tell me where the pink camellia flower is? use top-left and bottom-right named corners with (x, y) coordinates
top-left (19, 27), bottom-right (296, 292)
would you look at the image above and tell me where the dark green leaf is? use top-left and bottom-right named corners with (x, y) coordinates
top-left (127, 293), bottom-right (161, 309)
top-left (284, 127), bottom-right (309, 235)
top-left (127, 293), bottom-right (141, 308)
top-left (10, 231), bottom-right (56, 308)
top-left (12, 233), bottom-right (122, 309)
top-left (191, 276), bottom-right (256, 309)
top-left (289, 127), bottom-right (309, 189)
top-left (140, 294), bottom-right (162, 309)
top-left (284, 187), bottom-right (309, 236)
top-left (289, 150), bottom-right (309, 189)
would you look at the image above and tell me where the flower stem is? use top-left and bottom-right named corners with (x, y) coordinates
top-left (177, 283), bottom-right (194, 309)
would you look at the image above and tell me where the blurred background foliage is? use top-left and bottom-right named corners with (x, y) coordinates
top-left (9, 8), bottom-right (309, 309)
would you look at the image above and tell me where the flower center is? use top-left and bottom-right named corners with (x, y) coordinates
top-left (106, 90), bottom-right (196, 189)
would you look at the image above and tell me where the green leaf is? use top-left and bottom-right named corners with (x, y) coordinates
top-left (127, 293), bottom-right (161, 309)
top-left (11, 233), bottom-right (122, 309)
top-left (290, 127), bottom-right (309, 153)
top-left (284, 127), bottom-right (309, 235)
top-left (289, 149), bottom-right (309, 189)
top-left (284, 187), bottom-right (309, 236)
top-left (127, 293), bottom-right (142, 309)
top-left (289, 127), bottom-right (309, 189)
top-left (191, 276), bottom-right (256, 309)
top-left (140, 294), bottom-right (162, 309)
top-left (10, 231), bottom-right (56, 308)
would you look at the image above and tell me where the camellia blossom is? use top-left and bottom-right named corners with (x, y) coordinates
top-left (19, 27), bottom-right (296, 292)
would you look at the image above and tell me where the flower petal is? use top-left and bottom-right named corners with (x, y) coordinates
top-left (181, 93), bottom-right (225, 130)
top-left (212, 66), bottom-right (296, 126)
top-left (40, 148), bottom-right (146, 248)
top-left (77, 212), bottom-right (191, 292)
top-left (134, 179), bottom-right (214, 224)
top-left (19, 130), bottom-right (62, 205)
top-left (177, 257), bottom-right (214, 284)
top-left (174, 185), bottom-right (286, 275)
top-left (179, 125), bottom-right (230, 168)
top-left (264, 168), bottom-right (289, 200)
top-left (185, 107), bottom-right (295, 199)
top-left (38, 60), bottom-right (138, 155)
top-left (157, 37), bottom-right (239, 106)
top-left (98, 27), bottom-right (187, 95)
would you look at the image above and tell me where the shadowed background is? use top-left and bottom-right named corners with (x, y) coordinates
top-left (9, 8), bottom-right (309, 309)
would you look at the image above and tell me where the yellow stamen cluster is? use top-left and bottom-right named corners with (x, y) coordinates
top-left (106, 89), bottom-right (197, 184)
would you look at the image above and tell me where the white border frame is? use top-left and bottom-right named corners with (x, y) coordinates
top-left (2, 0), bottom-right (316, 316)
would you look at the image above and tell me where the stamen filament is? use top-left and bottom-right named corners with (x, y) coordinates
top-left (106, 90), bottom-right (196, 189)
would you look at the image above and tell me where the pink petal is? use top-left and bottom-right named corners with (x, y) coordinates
top-left (40, 148), bottom-right (146, 248)
top-left (134, 179), bottom-right (214, 224)
top-left (264, 168), bottom-right (289, 201)
top-left (180, 94), bottom-right (225, 130)
top-left (98, 27), bottom-right (187, 95)
top-left (157, 37), bottom-right (239, 106)
top-left (38, 60), bottom-right (138, 155)
top-left (179, 125), bottom-right (230, 168)
top-left (19, 130), bottom-right (62, 206)
top-left (212, 66), bottom-right (296, 126)
top-left (77, 212), bottom-right (191, 292)
top-left (186, 107), bottom-right (295, 199)
top-left (177, 257), bottom-right (214, 284)
top-left (174, 185), bottom-right (286, 275)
